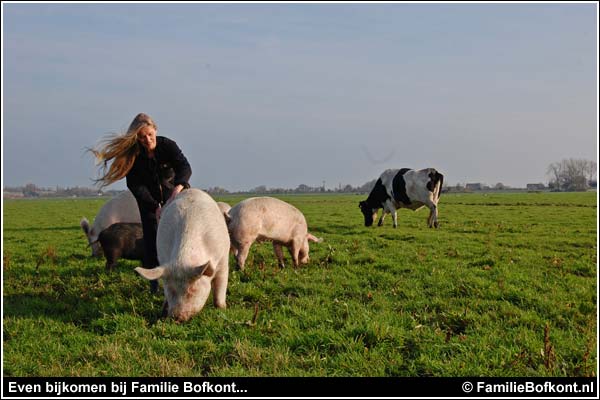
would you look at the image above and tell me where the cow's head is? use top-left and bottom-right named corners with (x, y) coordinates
top-left (359, 201), bottom-right (378, 227)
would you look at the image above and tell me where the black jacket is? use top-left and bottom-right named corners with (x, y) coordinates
top-left (126, 136), bottom-right (192, 211)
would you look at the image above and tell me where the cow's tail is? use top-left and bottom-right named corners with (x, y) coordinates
top-left (436, 171), bottom-right (444, 200)
top-left (430, 169), bottom-right (444, 200)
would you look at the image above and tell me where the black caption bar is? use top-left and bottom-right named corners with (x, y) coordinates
top-left (2, 377), bottom-right (597, 398)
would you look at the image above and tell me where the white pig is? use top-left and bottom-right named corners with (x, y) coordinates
top-left (135, 188), bottom-right (230, 322)
top-left (225, 197), bottom-right (322, 270)
top-left (216, 201), bottom-right (232, 218)
top-left (80, 191), bottom-right (141, 257)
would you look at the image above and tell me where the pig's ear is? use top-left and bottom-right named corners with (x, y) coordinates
top-left (188, 262), bottom-right (211, 280)
top-left (135, 266), bottom-right (166, 280)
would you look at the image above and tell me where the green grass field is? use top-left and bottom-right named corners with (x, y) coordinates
top-left (2, 192), bottom-right (597, 377)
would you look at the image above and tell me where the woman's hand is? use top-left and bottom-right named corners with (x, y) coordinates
top-left (166, 184), bottom-right (184, 206)
top-left (159, 185), bottom-right (185, 221)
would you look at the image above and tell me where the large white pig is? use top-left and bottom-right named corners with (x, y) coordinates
top-left (80, 191), bottom-right (141, 257)
top-left (225, 197), bottom-right (322, 270)
top-left (135, 189), bottom-right (230, 322)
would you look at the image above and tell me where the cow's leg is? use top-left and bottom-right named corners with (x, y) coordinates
top-left (273, 243), bottom-right (285, 268)
top-left (377, 210), bottom-right (386, 226)
top-left (432, 204), bottom-right (439, 228)
top-left (424, 197), bottom-right (439, 228)
top-left (382, 200), bottom-right (398, 228)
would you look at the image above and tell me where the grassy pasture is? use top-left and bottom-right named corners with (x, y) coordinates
top-left (2, 192), bottom-right (597, 377)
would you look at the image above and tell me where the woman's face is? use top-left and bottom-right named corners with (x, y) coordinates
top-left (137, 125), bottom-right (157, 152)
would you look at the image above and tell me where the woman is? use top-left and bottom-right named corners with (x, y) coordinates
top-left (91, 113), bottom-right (192, 292)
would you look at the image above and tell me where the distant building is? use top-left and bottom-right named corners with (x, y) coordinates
top-left (526, 183), bottom-right (546, 190)
top-left (3, 191), bottom-right (24, 199)
top-left (466, 183), bottom-right (483, 191)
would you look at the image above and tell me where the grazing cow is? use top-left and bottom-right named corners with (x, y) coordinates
top-left (225, 197), bottom-right (322, 270)
top-left (359, 168), bottom-right (444, 228)
top-left (135, 189), bottom-right (230, 322)
top-left (80, 191), bottom-right (141, 257)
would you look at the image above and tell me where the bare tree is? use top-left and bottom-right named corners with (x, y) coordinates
top-left (585, 160), bottom-right (597, 183)
top-left (547, 159), bottom-right (596, 191)
top-left (547, 162), bottom-right (563, 191)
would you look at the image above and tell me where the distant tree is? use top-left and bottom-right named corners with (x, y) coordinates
top-left (547, 162), bottom-right (563, 191)
top-left (22, 183), bottom-right (39, 197)
top-left (206, 186), bottom-right (230, 195)
top-left (547, 159), bottom-right (596, 192)
top-left (341, 184), bottom-right (353, 193)
top-left (295, 184), bottom-right (312, 193)
top-left (251, 185), bottom-right (268, 194)
top-left (52, 186), bottom-right (98, 197)
top-left (585, 161), bottom-right (597, 187)
top-left (269, 187), bottom-right (289, 194)
top-left (357, 179), bottom-right (377, 193)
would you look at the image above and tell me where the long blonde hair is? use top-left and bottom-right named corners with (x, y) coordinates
top-left (90, 113), bottom-right (157, 188)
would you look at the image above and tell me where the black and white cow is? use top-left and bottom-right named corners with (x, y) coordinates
top-left (359, 168), bottom-right (444, 228)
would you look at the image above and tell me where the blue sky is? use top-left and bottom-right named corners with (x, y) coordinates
top-left (2, 2), bottom-right (597, 191)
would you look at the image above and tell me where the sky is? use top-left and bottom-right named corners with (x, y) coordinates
top-left (2, 2), bottom-right (598, 192)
